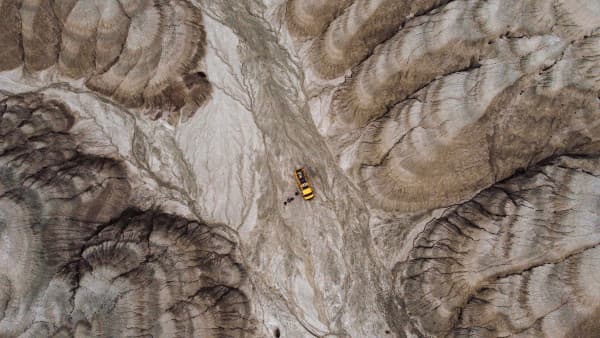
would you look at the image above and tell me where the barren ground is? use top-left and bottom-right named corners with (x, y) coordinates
top-left (1, 0), bottom-right (600, 337)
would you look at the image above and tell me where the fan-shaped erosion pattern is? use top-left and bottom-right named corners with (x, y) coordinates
top-left (282, 0), bottom-right (600, 335)
top-left (286, 0), bottom-right (600, 213)
top-left (0, 93), bottom-right (252, 337)
top-left (0, 0), bottom-right (211, 121)
top-left (2, 0), bottom-right (600, 336)
top-left (399, 156), bottom-right (600, 337)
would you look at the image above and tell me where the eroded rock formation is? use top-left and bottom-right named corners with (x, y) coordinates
top-left (283, 0), bottom-right (600, 336)
top-left (400, 156), bottom-right (600, 336)
top-left (0, 0), bottom-right (211, 121)
top-left (0, 93), bottom-right (252, 337)
top-left (1, 0), bottom-right (600, 337)
top-left (288, 0), bottom-right (600, 213)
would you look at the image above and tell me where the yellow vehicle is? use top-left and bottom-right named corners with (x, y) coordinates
top-left (294, 168), bottom-right (314, 200)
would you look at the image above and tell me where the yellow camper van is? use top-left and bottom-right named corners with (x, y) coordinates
top-left (294, 168), bottom-right (314, 200)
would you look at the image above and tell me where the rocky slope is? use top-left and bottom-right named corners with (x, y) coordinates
top-left (1, 0), bottom-right (599, 337)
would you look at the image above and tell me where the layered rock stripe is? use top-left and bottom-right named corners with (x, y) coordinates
top-left (0, 0), bottom-right (211, 121)
top-left (0, 93), bottom-right (252, 337)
